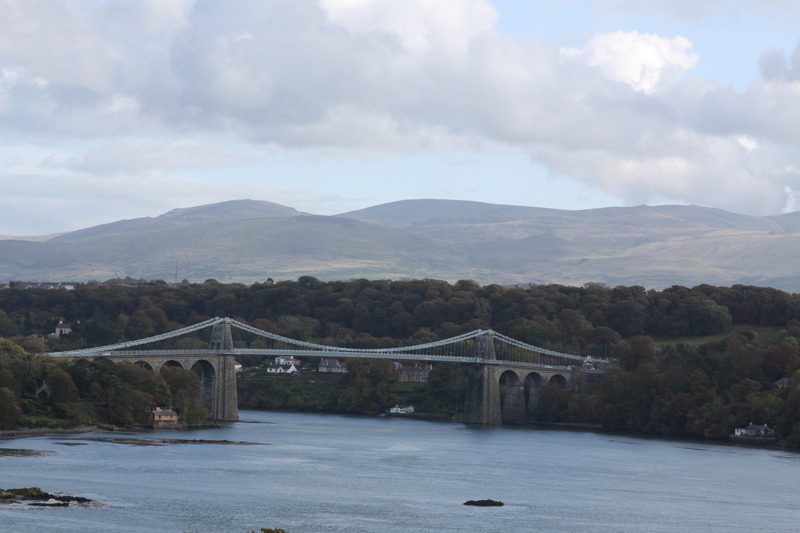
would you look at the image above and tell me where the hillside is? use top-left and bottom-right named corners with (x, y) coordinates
top-left (49, 199), bottom-right (305, 242)
top-left (2, 199), bottom-right (800, 290)
top-left (341, 201), bottom-right (800, 289)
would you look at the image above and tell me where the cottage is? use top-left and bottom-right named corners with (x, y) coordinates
top-left (733, 423), bottom-right (777, 438)
top-left (395, 364), bottom-right (429, 382)
top-left (275, 355), bottom-right (302, 367)
top-left (389, 405), bottom-right (415, 414)
top-left (318, 359), bottom-right (348, 373)
top-left (773, 377), bottom-right (794, 391)
top-left (265, 363), bottom-right (299, 374)
top-left (149, 407), bottom-right (179, 429)
top-left (53, 320), bottom-right (73, 339)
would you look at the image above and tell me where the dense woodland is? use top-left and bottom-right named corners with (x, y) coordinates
top-left (2, 277), bottom-right (800, 445)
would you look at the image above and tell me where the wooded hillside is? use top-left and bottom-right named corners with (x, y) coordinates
top-left (2, 278), bottom-right (800, 444)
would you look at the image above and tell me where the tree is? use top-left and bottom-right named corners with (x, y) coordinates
top-left (0, 309), bottom-right (17, 336)
top-left (0, 339), bottom-right (36, 395)
top-left (670, 296), bottom-right (732, 336)
top-left (769, 342), bottom-right (800, 378)
top-left (584, 326), bottom-right (621, 356)
top-left (113, 362), bottom-right (171, 406)
top-left (535, 383), bottom-right (568, 422)
top-left (160, 366), bottom-right (206, 425)
top-left (46, 368), bottom-right (80, 404)
top-left (617, 336), bottom-right (658, 372)
top-left (0, 386), bottom-right (21, 429)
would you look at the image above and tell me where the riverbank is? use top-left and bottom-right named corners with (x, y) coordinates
top-left (0, 422), bottom-right (219, 441)
top-left (0, 426), bottom-right (104, 440)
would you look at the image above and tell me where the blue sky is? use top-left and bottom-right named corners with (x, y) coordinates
top-left (1, 0), bottom-right (799, 235)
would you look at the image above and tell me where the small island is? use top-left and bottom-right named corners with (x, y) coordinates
top-left (463, 499), bottom-right (504, 507)
top-left (0, 487), bottom-right (94, 507)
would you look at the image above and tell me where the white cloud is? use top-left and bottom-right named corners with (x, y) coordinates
top-left (563, 31), bottom-right (698, 93)
top-left (737, 135), bottom-right (758, 152)
top-left (320, 0), bottom-right (498, 65)
top-left (597, 0), bottom-right (797, 21)
top-left (0, 0), bottom-right (800, 233)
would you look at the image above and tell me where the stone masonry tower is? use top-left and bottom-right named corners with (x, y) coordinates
top-left (208, 319), bottom-right (239, 421)
top-left (462, 331), bottom-right (502, 425)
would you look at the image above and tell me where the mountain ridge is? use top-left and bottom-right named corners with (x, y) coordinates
top-left (2, 199), bottom-right (799, 291)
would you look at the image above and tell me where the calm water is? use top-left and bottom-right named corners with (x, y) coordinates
top-left (0, 410), bottom-right (797, 533)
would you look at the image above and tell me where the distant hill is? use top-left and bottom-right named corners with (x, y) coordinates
top-left (340, 201), bottom-right (800, 289)
top-left (2, 198), bottom-right (800, 291)
top-left (50, 199), bottom-right (304, 242)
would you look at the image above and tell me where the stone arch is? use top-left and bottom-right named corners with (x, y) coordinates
top-left (524, 372), bottom-right (545, 414)
top-left (549, 373), bottom-right (568, 389)
top-left (191, 359), bottom-right (216, 414)
top-left (499, 369), bottom-right (526, 425)
top-left (160, 360), bottom-right (185, 371)
top-left (134, 361), bottom-right (154, 372)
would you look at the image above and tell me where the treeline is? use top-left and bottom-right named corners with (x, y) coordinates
top-left (2, 277), bottom-right (800, 442)
top-left (238, 359), bottom-right (468, 416)
top-left (2, 277), bottom-right (798, 355)
top-left (537, 334), bottom-right (800, 445)
top-left (0, 337), bottom-right (207, 430)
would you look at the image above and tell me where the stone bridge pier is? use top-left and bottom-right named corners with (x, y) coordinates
top-left (123, 321), bottom-right (239, 422)
top-left (462, 332), bottom-right (576, 425)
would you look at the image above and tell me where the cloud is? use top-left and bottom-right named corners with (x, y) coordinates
top-left (562, 31), bottom-right (698, 94)
top-left (596, 0), bottom-right (798, 21)
top-left (759, 43), bottom-right (800, 82)
top-left (0, 0), bottom-right (799, 224)
top-left (320, 0), bottom-right (498, 63)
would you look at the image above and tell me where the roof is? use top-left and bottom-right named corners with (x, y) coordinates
top-left (398, 365), bottom-right (428, 371)
top-left (150, 408), bottom-right (177, 416)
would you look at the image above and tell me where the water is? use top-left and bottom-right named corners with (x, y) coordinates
top-left (0, 410), bottom-right (797, 533)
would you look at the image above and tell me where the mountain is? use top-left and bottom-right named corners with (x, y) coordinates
top-left (2, 199), bottom-right (800, 291)
top-left (340, 200), bottom-right (800, 289)
top-left (50, 199), bottom-right (304, 242)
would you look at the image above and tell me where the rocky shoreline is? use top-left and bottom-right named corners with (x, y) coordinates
top-left (0, 487), bottom-right (96, 508)
top-left (0, 422), bottom-right (221, 441)
top-left (0, 426), bottom-right (104, 440)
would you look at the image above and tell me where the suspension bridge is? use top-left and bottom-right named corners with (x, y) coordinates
top-left (48, 317), bottom-right (607, 425)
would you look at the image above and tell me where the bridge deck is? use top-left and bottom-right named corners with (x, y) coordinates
top-left (52, 348), bottom-right (580, 372)
top-left (45, 317), bottom-right (609, 373)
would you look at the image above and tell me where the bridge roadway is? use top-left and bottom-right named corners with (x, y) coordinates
top-left (95, 348), bottom-right (575, 369)
top-left (48, 317), bottom-right (594, 425)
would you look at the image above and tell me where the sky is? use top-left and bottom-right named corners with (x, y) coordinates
top-left (1, 0), bottom-right (800, 236)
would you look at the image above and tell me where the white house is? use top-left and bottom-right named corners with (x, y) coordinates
top-left (275, 355), bottom-right (302, 367)
top-left (389, 405), bottom-right (415, 414)
top-left (318, 359), bottom-right (348, 373)
top-left (265, 363), bottom-right (299, 374)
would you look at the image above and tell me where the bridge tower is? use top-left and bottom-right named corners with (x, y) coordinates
top-left (462, 332), bottom-right (502, 425)
top-left (207, 319), bottom-right (239, 422)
